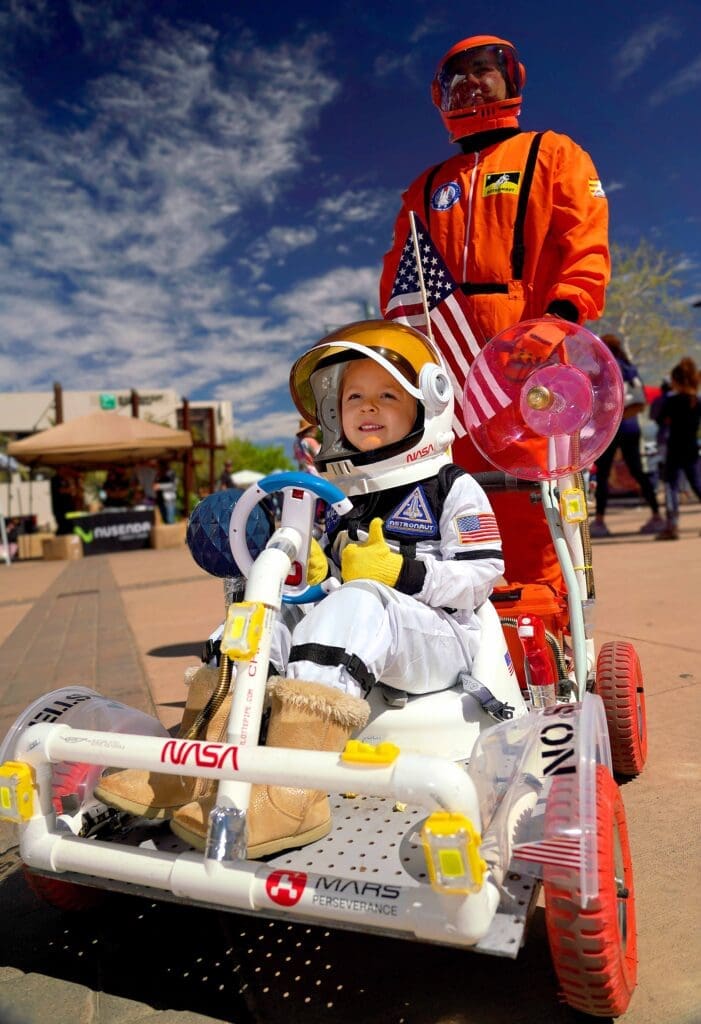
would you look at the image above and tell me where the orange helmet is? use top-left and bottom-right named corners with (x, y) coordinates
top-left (431, 35), bottom-right (525, 143)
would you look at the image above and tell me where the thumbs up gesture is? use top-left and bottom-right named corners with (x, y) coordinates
top-left (341, 518), bottom-right (403, 587)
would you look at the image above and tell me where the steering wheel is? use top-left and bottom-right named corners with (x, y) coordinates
top-left (229, 471), bottom-right (352, 603)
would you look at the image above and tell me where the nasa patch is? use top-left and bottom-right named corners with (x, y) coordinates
top-left (430, 181), bottom-right (462, 211)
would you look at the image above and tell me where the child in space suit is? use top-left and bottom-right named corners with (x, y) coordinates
top-left (98, 320), bottom-right (507, 859)
top-left (168, 319), bottom-right (506, 855)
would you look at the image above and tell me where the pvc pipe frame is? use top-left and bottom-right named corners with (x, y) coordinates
top-left (540, 479), bottom-right (588, 698)
top-left (14, 722), bottom-right (499, 946)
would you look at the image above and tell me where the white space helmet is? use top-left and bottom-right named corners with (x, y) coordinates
top-left (289, 320), bottom-right (455, 495)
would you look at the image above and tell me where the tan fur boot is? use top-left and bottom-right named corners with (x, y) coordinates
top-left (170, 677), bottom-right (370, 856)
top-left (94, 664), bottom-right (226, 818)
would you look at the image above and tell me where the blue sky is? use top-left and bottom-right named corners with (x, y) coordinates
top-left (1, 0), bottom-right (700, 456)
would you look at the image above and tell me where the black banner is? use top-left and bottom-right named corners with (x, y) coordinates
top-left (69, 509), bottom-right (154, 555)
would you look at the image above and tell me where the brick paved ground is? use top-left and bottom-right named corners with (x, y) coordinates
top-left (0, 503), bottom-right (699, 1024)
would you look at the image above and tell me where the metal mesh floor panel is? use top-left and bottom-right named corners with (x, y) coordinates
top-left (267, 793), bottom-right (429, 884)
top-left (42, 792), bottom-right (538, 956)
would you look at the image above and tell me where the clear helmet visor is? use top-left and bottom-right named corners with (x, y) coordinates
top-left (289, 322), bottom-right (449, 470)
top-left (435, 43), bottom-right (521, 113)
top-left (290, 323), bottom-right (443, 425)
top-left (309, 345), bottom-right (423, 464)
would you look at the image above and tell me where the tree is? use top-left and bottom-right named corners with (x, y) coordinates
top-left (219, 437), bottom-right (293, 476)
top-left (590, 239), bottom-right (698, 383)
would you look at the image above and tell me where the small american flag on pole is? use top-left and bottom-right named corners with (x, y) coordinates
top-left (454, 512), bottom-right (501, 544)
top-left (384, 214), bottom-right (510, 437)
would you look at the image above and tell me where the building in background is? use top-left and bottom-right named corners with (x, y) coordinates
top-left (1, 388), bottom-right (233, 529)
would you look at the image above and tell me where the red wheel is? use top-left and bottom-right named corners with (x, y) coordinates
top-left (23, 762), bottom-right (105, 911)
top-left (51, 761), bottom-right (98, 813)
top-left (544, 765), bottom-right (637, 1018)
top-left (595, 641), bottom-right (647, 777)
top-left (24, 869), bottom-right (104, 911)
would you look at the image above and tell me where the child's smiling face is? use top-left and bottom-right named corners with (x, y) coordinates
top-left (340, 358), bottom-right (417, 451)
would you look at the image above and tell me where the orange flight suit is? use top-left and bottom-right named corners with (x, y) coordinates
top-left (380, 129), bottom-right (610, 594)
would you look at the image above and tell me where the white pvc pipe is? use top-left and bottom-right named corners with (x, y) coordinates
top-left (15, 723), bottom-right (499, 946)
top-left (22, 825), bottom-right (499, 945)
top-left (16, 723), bottom-right (483, 828)
top-left (540, 480), bottom-right (588, 697)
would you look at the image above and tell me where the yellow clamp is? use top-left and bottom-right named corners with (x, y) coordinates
top-left (220, 601), bottom-right (266, 660)
top-left (421, 811), bottom-right (487, 894)
top-left (0, 761), bottom-right (35, 823)
top-left (341, 740), bottom-right (400, 767)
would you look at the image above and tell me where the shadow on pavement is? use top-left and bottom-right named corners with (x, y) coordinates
top-left (147, 642), bottom-right (205, 658)
top-left (0, 850), bottom-right (594, 1024)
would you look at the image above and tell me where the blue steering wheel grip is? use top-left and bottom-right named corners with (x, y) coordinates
top-left (230, 471), bottom-right (351, 604)
top-left (254, 471), bottom-right (350, 512)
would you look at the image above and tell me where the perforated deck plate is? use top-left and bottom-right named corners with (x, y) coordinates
top-left (40, 792), bottom-right (537, 958)
top-left (267, 793), bottom-right (538, 958)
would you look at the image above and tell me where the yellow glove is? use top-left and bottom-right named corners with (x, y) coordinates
top-left (307, 537), bottom-right (329, 585)
top-left (341, 517), bottom-right (403, 587)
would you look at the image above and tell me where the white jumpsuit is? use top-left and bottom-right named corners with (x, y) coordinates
top-left (271, 470), bottom-right (504, 699)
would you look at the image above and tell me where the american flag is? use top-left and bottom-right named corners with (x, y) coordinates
top-left (384, 214), bottom-right (510, 437)
top-left (512, 836), bottom-right (581, 870)
top-left (455, 512), bottom-right (501, 544)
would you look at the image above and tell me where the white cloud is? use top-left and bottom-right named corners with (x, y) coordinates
top-left (241, 226), bottom-right (318, 281)
top-left (316, 188), bottom-right (394, 233)
top-left (614, 17), bottom-right (682, 84)
top-left (604, 180), bottom-right (626, 194)
top-left (0, 17), bottom-right (346, 438)
top-left (648, 53), bottom-right (701, 107)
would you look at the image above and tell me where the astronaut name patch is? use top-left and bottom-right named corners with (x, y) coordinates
top-left (588, 178), bottom-right (606, 198)
top-left (385, 485), bottom-right (438, 537)
top-left (482, 172), bottom-right (521, 197)
top-left (455, 513), bottom-right (500, 544)
top-left (430, 181), bottom-right (462, 211)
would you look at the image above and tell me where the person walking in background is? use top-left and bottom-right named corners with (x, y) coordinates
top-left (293, 418), bottom-right (324, 531)
top-left (590, 334), bottom-right (664, 538)
top-left (380, 33), bottom-right (609, 594)
top-left (217, 459), bottom-right (235, 491)
top-left (653, 357), bottom-right (701, 541)
top-left (50, 467), bottom-right (77, 535)
top-left (154, 461), bottom-right (178, 524)
top-left (293, 419), bottom-right (321, 475)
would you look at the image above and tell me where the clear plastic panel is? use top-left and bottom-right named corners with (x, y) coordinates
top-left (468, 694), bottom-right (612, 906)
top-left (463, 319), bottom-right (624, 480)
top-left (0, 687), bottom-right (170, 812)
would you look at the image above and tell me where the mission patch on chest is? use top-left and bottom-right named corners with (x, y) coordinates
top-left (482, 171), bottom-right (521, 197)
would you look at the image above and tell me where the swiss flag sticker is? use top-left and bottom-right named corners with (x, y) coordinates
top-left (265, 869), bottom-right (307, 907)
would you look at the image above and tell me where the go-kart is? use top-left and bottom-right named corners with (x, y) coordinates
top-left (0, 320), bottom-right (646, 1019)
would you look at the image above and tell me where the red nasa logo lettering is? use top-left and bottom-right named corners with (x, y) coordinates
top-left (265, 869), bottom-right (307, 907)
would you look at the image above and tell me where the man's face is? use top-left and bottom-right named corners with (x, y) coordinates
top-left (443, 46), bottom-right (507, 109)
top-left (341, 359), bottom-right (417, 452)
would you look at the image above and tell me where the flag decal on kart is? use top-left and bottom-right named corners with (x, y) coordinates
top-left (512, 836), bottom-right (581, 870)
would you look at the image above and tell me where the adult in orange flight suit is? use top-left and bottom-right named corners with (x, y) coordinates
top-left (380, 34), bottom-right (610, 593)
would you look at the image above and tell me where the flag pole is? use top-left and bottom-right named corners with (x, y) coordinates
top-left (408, 211), bottom-right (434, 343)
